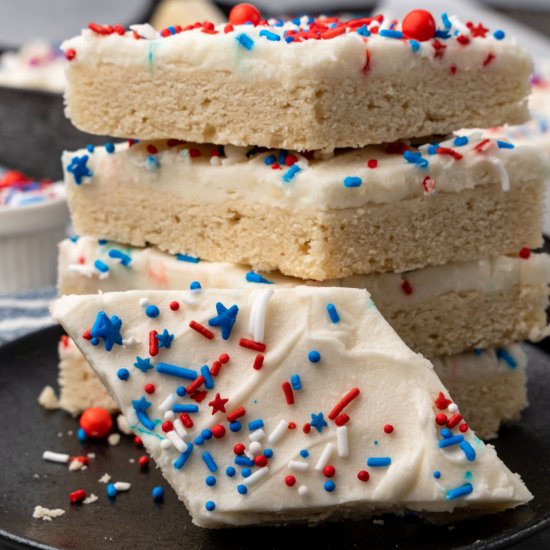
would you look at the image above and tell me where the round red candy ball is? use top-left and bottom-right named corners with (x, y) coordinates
top-left (234, 443), bottom-right (245, 456)
top-left (212, 424), bottom-right (226, 438)
top-left (229, 3), bottom-right (261, 26)
top-left (138, 455), bottom-right (150, 468)
top-left (79, 407), bottom-right (113, 438)
top-left (144, 383), bottom-right (155, 394)
top-left (357, 470), bottom-right (370, 482)
top-left (435, 413), bottom-right (448, 426)
top-left (285, 475), bottom-right (296, 487)
top-left (254, 455), bottom-right (268, 467)
top-left (383, 424), bottom-right (394, 434)
top-left (402, 9), bottom-right (436, 42)
top-left (323, 465), bottom-right (336, 478)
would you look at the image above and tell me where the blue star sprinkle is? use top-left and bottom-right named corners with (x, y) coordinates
top-left (90, 311), bottom-right (123, 352)
top-left (132, 396), bottom-right (155, 430)
top-left (134, 356), bottom-right (154, 373)
top-left (208, 302), bottom-right (239, 340)
top-left (67, 155), bottom-right (93, 185)
top-left (310, 412), bottom-right (328, 433)
top-left (156, 329), bottom-right (174, 349)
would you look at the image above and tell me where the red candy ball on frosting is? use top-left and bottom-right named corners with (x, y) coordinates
top-left (79, 407), bottom-right (113, 438)
top-left (229, 3), bottom-right (261, 26)
top-left (402, 9), bottom-right (436, 42)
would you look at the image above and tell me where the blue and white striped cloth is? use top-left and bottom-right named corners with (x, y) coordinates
top-left (0, 286), bottom-right (56, 345)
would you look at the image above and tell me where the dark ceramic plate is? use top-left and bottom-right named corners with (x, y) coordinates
top-left (1, 325), bottom-right (550, 550)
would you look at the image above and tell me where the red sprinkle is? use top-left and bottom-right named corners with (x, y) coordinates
top-left (446, 413), bottom-right (462, 428)
top-left (422, 176), bottom-right (436, 194)
top-left (134, 436), bottom-right (143, 447)
top-left (169, 301), bottom-right (180, 311)
top-left (435, 392), bottom-right (452, 410)
top-left (146, 145), bottom-right (158, 154)
top-left (401, 9), bottom-right (436, 41)
top-left (519, 247), bottom-right (531, 259)
top-left (401, 280), bottom-right (413, 295)
top-left (69, 489), bottom-right (87, 504)
top-left (212, 425), bottom-right (226, 438)
top-left (328, 387), bottom-right (360, 420)
top-left (435, 413), bottom-right (448, 426)
top-left (456, 34), bottom-right (470, 46)
top-left (459, 423), bottom-right (469, 433)
top-left (285, 154), bottom-right (298, 166)
top-left (323, 465), bottom-right (336, 478)
top-left (161, 420), bottom-right (174, 433)
top-left (65, 48), bottom-right (76, 61)
top-left (149, 330), bottom-right (159, 356)
top-left (288, 422), bottom-right (297, 430)
top-left (186, 376), bottom-right (205, 394)
top-left (234, 443), bottom-right (246, 456)
top-left (357, 470), bottom-right (370, 482)
top-left (253, 354), bottom-right (265, 370)
top-left (180, 413), bottom-right (193, 428)
top-left (192, 390), bottom-right (208, 403)
top-left (219, 353), bottom-right (230, 364)
top-left (303, 423), bottom-right (311, 434)
top-left (384, 424), bottom-right (394, 434)
top-left (239, 338), bottom-right (266, 352)
top-left (138, 455), bottom-right (150, 468)
top-left (282, 382), bottom-right (294, 405)
top-left (285, 475), bottom-right (296, 487)
top-left (334, 413), bottom-right (350, 426)
top-left (474, 139), bottom-right (493, 153)
top-left (82, 329), bottom-right (92, 340)
top-left (210, 361), bottom-right (222, 376)
top-left (144, 383), bottom-right (155, 394)
top-left (229, 3), bottom-right (262, 26)
top-left (70, 456), bottom-right (89, 465)
top-left (189, 320), bottom-right (214, 340)
top-left (227, 406), bottom-right (246, 422)
top-left (224, 24), bottom-right (235, 34)
top-left (436, 147), bottom-right (463, 161)
top-left (367, 159), bottom-right (378, 169)
top-left (483, 53), bottom-right (495, 67)
top-left (189, 148), bottom-right (201, 158)
top-left (254, 455), bottom-right (268, 467)
top-left (450, 65), bottom-right (457, 75)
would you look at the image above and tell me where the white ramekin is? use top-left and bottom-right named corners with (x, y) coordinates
top-left (0, 197), bottom-right (69, 292)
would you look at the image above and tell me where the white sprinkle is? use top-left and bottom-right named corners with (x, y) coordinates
top-left (129, 458), bottom-right (135, 463)
top-left (249, 428), bottom-right (265, 442)
top-left (288, 460), bottom-right (309, 472)
top-left (122, 336), bottom-right (139, 348)
top-left (33, 506), bottom-right (65, 521)
top-left (249, 441), bottom-right (262, 456)
top-left (83, 493), bottom-right (98, 505)
top-left (108, 433), bottom-right (121, 446)
top-left (268, 419), bottom-right (288, 444)
top-left (488, 157), bottom-right (510, 192)
top-left (114, 482), bottom-right (131, 492)
top-left (42, 451), bottom-right (69, 464)
top-left (243, 466), bottom-right (270, 486)
top-left (87, 453), bottom-right (95, 459)
top-left (315, 443), bottom-right (335, 471)
top-left (99, 473), bottom-right (111, 484)
top-left (298, 485), bottom-right (309, 497)
top-left (161, 439), bottom-right (172, 450)
top-left (166, 431), bottom-right (187, 453)
top-left (129, 23), bottom-right (157, 39)
top-left (163, 410), bottom-right (175, 421)
top-left (173, 417), bottom-right (187, 439)
top-left (448, 403), bottom-right (459, 413)
top-left (336, 426), bottom-right (349, 458)
top-left (158, 393), bottom-right (177, 413)
top-left (249, 289), bottom-right (274, 342)
top-left (68, 264), bottom-right (109, 279)
top-left (139, 298), bottom-right (150, 307)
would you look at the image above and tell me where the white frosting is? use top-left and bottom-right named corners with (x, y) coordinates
top-left (62, 135), bottom-right (547, 211)
top-left (58, 236), bottom-right (550, 309)
top-left (51, 288), bottom-right (532, 527)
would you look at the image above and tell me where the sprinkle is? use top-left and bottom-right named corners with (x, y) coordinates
top-left (446, 413), bottom-right (462, 428)
top-left (496, 348), bottom-right (518, 369)
top-left (173, 443), bottom-right (193, 470)
top-left (43, 451), bottom-right (70, 464)
top-left (282, 164), bottom-right (301, 183)
top-left (226, 467), bottom-right (236, 477)
top-left (145, 305), bottom-right (159, 318)
top-left (357, 470), bottom-right (370, 482)
top-left (208, 393), bottom-right (229, 415)
top-left (227, 406), bottom-right (246, 422)
top-left (236, 33), bottom-right (254, 50)
top-left (67, 155), bottom-right (93, 185)
top-left (403, 150), bottom-right (428, 168)
top-left (248, 288), bottom-right (273, 343)
top-left (243, 466), bottom-right (270, 486)
top-left (309, 412), bottom-right (328, 433)
top-left (259, 29), bottom-right (280, 41)
top-left (245, 272), bottom-right (274, 284)
top-left (497, 140), bottom-right (514, 149)
top-left (205, 500), bottom-right (215, 511)
top-left (290, 375), bottom-right (302, 390)
top-left (379, 29), bottom-right (403, 39)
top-left (94, 260), bottom-right (109, 273)
top-left (237, 484), bottom-right (248, 495)
top-left (107, 484), bottom-right (117, 499)
top-left (328, 387), bottom-right (360, 420)
top-left (65, 48), bottom-right (76, 61)
top-left (239, 338), bottom-right (266, 352)
top-left (460, 441), bottom-right (476, 461)
top-left (326, 303), bottom-right (340, 324)
top-left (173, 417), bottom-right (187, 439)
top-left (282, 382), bottom-right (294, 405)
top-left (436, 147), bottom-right (463, 161)
top-left (202, 452), bottom-right (218, 473)
top-left (409, 40), bottom-right (420, 51)
top-left (268, 420), bottom-right (288, 444)
top-left (285, 475), bottom-right (296, 487)
top-left (152, 486), bottom-right (165, 500)
top-left (298, 485), bottom-right (309, 496)
top-left (208, 302), bottom-right (239, 340)
top-left (90, 311), bottom-right (123, 351)
top-left (453, 136), bottom-right (469, 147)
top-left (324, 480), bottom-right (336, 492)
top-left (117, 368), bottom-right (130, 381)
top-left (190, 281), bottom-right (202, 291)
top-left (108, 249), bottom-right (132, 266)
top-left (149, 330), bottom-right (158, 356)
top-left (69, 489), bottom-right (87, 504)
top-left (288, 460), bottom-right (309, 471)
top-left (235, 456), bottom-right (254, 467)
top-left (447, 483), bottom-right (473, 499)
top-left (156, 362), bottom-right (198, 380)
top-left (104, 142), bottom-right (115, 154)
top-left (172, 404), bottom-right (199, 414)
top-left (200, 365), bottom-right (214, 389)
top-left (439, 435), bottom-right (464, 448)
top-left (308, 350), bottom-right (321, 363)
top-left (336, 426), bottom-right (349, 457)
top-left (132, 396), bottom-right (155, 430)
top-left (252, 354), bottom-right (264, 370)
top-left (315, 443), bottom-right (336, 471)
top-left (433, 470), bottom-right (441, 479)
top-left (343, 176), bottom-right (362, 188)
top-left (189, 320), bottom-right (214, 339)
top-left (367, 457), bottom-right (392, 468)
top-left (176, 254), bottom-right (200, 263)
top-left (156, 329), bottom-right (174, 349)
top-left (493, 30), bottom-right (505, 40)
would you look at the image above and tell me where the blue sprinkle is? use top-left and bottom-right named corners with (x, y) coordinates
top-left (67, 155), bottom-right (93, 185)
top-left (173, 404), bottom-right (199, 414)
top-left (403, 150), bottom-right (428, 168)
top-left (202, 452), bottom-right (218, 473)
top-left (427, 144), bottom-right (439, 155)
top-left (259, 29), bottom-right (280, 41)
top-left (90, 337), bottom-right (99, 346)
top-left (496, 348), bottom-right (517, 369)
top-left (409, 40), bottom-right (420, 52)
top-left (285, 36), bottom-right (294, 43)
top-left (343, 176), bottom-right (362, 188)
top-left (237, 484), bottom-right (248, 495)
top-left (379, 29), bottom-right (403, 39)
top-left (194, 437), bottom-right (204, 446)
top-left (105, 142), bottom-right (115, 154)
top-left (326, 303), bottom-right (340, 324)
top-left (367, 457), bottom-right (391, 467)
top-left (308, 350), bottom-right (321, 363)
top-left (264, 154), bottom-right (277, 165)
top-left (173, 443), bottom-right (194, 469)
top-left (441, 12), bottom-right (452, 29)
top-left (86, 144), bottom-right (95, 153)
top-left (453, 136), bottom-right (469, 147)
top-left (108, 249), bottom-right (132, 266)
top-left (433, 470), bottom-right (441, 479)
top-left (241, 468), bottom-right (252, 478)
top-left (300, 449), bottom-right (309, 458)
top-left (176, 386), bottom-right (186, 397)
top-left (230, 421), bottom-right (242, 432)
top-left (208, 302), bottom-right (239, 340)
top-left (205, 500), bottom-right (216, 511)
top-left (152, 486), bottom-right (165, 500)
top-left (493, 30), bottom-right (505, 40)
top-left (190, 281), bottom-right (202, 290)
top-left (201, 364), bottom-right (214, 389)
top-left (439, 435), bottom-right (464, 448)
top-left (291, 374), bottom-right (302, 390)
top-left (94, 260), bottom-right (109, 273)
top-left (156, 329), bottom-right (174, 349)
top-left (146, 155), bottom-right (160, 170)
top-left (156, 363), bottom-right (198, 380)
top-left (324, 480), bottom-right (336, 492)
top-left (460, 440), bottom-right (476, 461)
top-left (176, 254), bottom-right (200, 263)
top-left (248, 419), bottom-right (264, 431)
top-left (90, 311), bottom-right (123, 351)
top-left (245, 271), bottom-right (274, 284)
top-left (117, 368), bottom-right (130, 381)
top-left (98, 239), bottom-right (107, 245)
top-left (497, 140), bottom-right (514, 149)
top-left (447, 483), bottom-right (473, 500)
top-left (69, 235), bottom-right (80, 242)
top-left (226, 466), bottom-right (236, 477)
top-left (440, 428), bottom-right (453, 439)
top-left (282, 164), bottom-right (301, 183)
top-left (201, 429), bottom-right (213, 440)
top-left (167, 26), bottom-right (176, 35)
top-left (236, 33), bottom-right (254, 50)
top-left (235, 456), bottom-right (254, 467)
top-left (205, 475), bottom-right (216, 487)
top-left (107, 483), bottom-right (117, 498)
top-left (145, 305), bottom-right (160, 318)
top-left (77, 428), bottom-right (87, 442)
top-left (435, 29), bottom-right (451, 39)
top-left (357, 24), bottom-right (370, 37)
top-left (132, 396), bottom-right (155, 430)
top-left (264, 448), bottom-right (273, 458)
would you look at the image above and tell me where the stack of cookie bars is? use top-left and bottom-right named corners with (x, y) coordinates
top-left (49, 8), bottom-right (550, 440)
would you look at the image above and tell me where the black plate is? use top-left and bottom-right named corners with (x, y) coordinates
top-left (1, 325), bottom-right (550, 550)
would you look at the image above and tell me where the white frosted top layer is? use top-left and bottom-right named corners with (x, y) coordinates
top-left (61, 14), bottom-right (530, 84)
top-left (51, 288), bottom-right (531, 527)
top-left (62, 134), bottom-right (546, 211)
top-left (58, 237), bottom-right (550, 311)
top-left (0, 41), bottom-right (66, 92)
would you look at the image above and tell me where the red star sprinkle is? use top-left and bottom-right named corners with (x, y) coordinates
top-left (467, 22), bottom-right (489, 38)
top-left (208, 393), bottom-right (229, 415)
top-left (435, 392), bottom-right (452, 410)
top-left (432, 39), bottom-right (446, 59)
